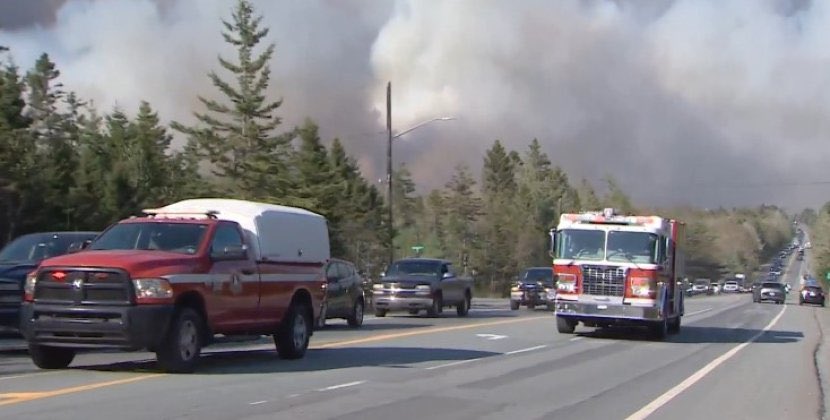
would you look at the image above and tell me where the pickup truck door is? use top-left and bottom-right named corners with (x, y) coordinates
top-left (207, 222), bottom-right (261, 332)
top-left (441, 263), bottom-right (462, 303)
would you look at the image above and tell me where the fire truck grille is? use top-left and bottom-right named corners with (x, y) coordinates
top-left (580, 265), bottom-right (626, 296)
top-left (35, 268), bottom-right (132, 305)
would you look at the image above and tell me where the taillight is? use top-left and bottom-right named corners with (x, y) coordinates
top-left (23, 271), bottom-right (38, 302)
top-left (627, 271), bottom-right (657, 299)
top-left (556, 273), bottom-right (578, 294)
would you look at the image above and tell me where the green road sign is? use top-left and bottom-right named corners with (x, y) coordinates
top-left (411, 246), bottom-right (424, 251)
top-left (825, 272), bottom-right (830, 281)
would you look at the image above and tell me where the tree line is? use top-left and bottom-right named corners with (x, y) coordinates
top-left (0, 0), bottom-right (794, 296)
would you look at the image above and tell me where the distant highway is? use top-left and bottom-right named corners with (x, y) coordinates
top-left (0, 257), bottom-right (827, 420)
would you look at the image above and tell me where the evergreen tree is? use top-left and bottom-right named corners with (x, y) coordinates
top-left (171, 0), bottom-right (291, 200)
top-left (479, 140), bottom-right (519, 294)
top-left (129, 101), bottom-right (179, 206)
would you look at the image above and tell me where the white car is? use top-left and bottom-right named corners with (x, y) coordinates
top-left (722, 281), bottom-right (740, 293)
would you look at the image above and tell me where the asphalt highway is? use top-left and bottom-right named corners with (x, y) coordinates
top-left (0, 258), bottom-right (826, 420)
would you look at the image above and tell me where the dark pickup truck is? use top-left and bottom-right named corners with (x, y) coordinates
top-left (372, 258), bottom-right (473, 317)
top-left (0, 231), bottom-right (99, 331)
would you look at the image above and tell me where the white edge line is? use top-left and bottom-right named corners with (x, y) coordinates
top-left (425, 358), bottom-right (483, 370)
top-left (249, 400), bottom-right (267, 405)
top-left (625, 305), bottom-right (787, 420)
top-left (317, 380), bottom-right (366, 391)
top-left (684, 308), bottom-right (713, 317)
top-left (570, 336), bottom-right (585, 342)
top-left (505, 345), bottom-right (548, 355)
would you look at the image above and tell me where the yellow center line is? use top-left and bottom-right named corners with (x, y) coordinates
top-left (313, 315), bottom-right (550, 348)
top-left (0, 314), bottom-right (551, 408)
top-left (0, 374), bottom-right (165, 406)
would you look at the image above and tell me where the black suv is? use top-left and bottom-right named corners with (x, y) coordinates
top-left (319, 258), bottom-right (365, 328)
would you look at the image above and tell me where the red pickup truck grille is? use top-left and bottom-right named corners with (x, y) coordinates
top-left (35, 268), bottom-right (132, 305)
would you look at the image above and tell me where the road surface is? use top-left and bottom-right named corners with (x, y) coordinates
top-left (0, 258), bottom-right (827, 419)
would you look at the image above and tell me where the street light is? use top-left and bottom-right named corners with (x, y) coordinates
top-left (386, 81), bottom-right (455, 265)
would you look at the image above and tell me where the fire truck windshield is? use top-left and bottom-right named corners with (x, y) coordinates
top-left (606, 231), bottom-right (659, 264)
top-left (556, 229), bottom-right (605, 260)
top-left (556, 229), bottom-right (659, 263)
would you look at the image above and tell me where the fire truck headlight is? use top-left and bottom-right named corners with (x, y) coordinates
top-left (630, 277), bottom-right (656, 298)
top-left (556, 274), bottom-right (577, 293)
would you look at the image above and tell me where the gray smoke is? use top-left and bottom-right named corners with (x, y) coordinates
top-left (1, 0), bottom-right (828, 211)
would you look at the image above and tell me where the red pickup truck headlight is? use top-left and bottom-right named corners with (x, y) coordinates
top-left (133, 278), bottom-right (174, 301)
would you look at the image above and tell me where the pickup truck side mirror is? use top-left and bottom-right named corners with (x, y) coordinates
top-left (211, 244), bottom-right (248, 260)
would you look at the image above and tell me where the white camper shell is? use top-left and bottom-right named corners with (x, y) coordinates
top-left (145, 198), bottom-right (330, 264)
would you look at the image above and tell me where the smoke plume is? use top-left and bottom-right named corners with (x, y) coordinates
top-left (1, 0), bottom-right (828, 210)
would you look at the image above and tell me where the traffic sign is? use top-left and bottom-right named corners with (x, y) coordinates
top-left (825, 272), bottom-right (830, 281)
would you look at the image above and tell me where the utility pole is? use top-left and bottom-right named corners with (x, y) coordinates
top-left (386, 81), bottom-right (394, 266)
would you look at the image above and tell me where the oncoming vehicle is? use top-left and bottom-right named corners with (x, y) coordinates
top-left (373, 258), bottom-right (473, 317)
top-left (20, 199), bottom-right (329, 373)
top-left (551, 208), bottom-right (685, 339)
top-left (510, 267), bottom-right (555, 310)
top-left (722, 281), bottom-right (740, 293)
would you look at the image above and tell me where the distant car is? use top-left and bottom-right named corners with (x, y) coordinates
top-left (0, 231), bottom-right (99, 331)
top-left (510, 267), bottom-right (554, 310)
top-left (756, 282), bottom-right (786, 304)
top-left (799, 286), bottom-right (825, 307)
top-left (722, 281), bottom-right (740, 293)
top-left (691, 280), bottom-right (711, 295)
top-left (319, 258), bottom-right (365, 328)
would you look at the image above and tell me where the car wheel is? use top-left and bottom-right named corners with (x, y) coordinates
top-left (156, 307), bottom-right (204, 373)
top-left (427, 294), bottom-right (443, 317)
top-left (274, 301), bottom-right (311, 360)
top-left (28, 344), bottom-right (76, 370)
top-left (556, 316), bottom-right (576, 334)
top-left (347, 299), bottom-right (364, 328)
top-left (510, 301), bottom-right (520, 310)
top-left (456, 292), bottom-right (471, 317)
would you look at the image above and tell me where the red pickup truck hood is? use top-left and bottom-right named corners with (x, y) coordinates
top-left (40, 250), bottom-right (199, 276)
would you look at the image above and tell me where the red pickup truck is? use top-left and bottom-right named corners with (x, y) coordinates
top-left (19, 198), bottom-right (329, 372)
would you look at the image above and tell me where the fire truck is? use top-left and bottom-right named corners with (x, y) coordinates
top-left (549, 208), bottom-right (685, 339)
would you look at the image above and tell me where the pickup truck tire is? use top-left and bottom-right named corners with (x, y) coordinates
top-left (347, 299), bottom-right (364, 328)
top-left (375, 309), bottom-right (388, 317)
top-left (456, 293), bottom-right (471, 317)
top-left (510, 301), bottom-right (520, 310)
top-left (556, 316), bottom-right (576, 334)
top-left (426, 294), bottom-right (443, 317)
top-left (156, 307), bottom-right (204, 373)
top-left (275, 302), bottom-right (311, 360)
top-left (28, 344), bottom-right (75, 369)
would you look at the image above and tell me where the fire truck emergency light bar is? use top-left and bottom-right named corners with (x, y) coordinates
top-left (562, 208), bottom-right (659, 226)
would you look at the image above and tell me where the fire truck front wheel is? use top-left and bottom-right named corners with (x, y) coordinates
top-left (667, 316), bottom-right (681, 334)
top-left (556, 316), bottom-right (576, 334)
top-left (649, 318), bottom-right (668, 340)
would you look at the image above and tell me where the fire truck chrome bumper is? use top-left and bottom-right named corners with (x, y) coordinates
top-left (374, 296), bottom-right (434, 310)
top-left (555, 301), bottom-right (660, 320)
top-left (20, 302), bottom-right (174, 350)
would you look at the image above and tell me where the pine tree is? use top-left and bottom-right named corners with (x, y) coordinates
top-left (444, 164), bottom-right (481, 271)
top-left (479, 140), bottom-right (519, 294)
top-left (129, 101), bottom-right (179, 206)
top-left (171, 0), bottom-right (290, 200)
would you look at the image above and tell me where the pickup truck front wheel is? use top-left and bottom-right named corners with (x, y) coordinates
top-left (156, 307), bottom-right (204, 373)
top-left (275, 302), bottom-right (311, 360)
top-left (29, 344), bottom-right (75, 369)
top-left (427, 294), bottom-right (443, 317)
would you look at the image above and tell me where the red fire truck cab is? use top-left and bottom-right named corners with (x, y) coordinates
top-left (550, 208), bottom-right (685, 339)
top-left (20, 198), bottom-right (329, 372)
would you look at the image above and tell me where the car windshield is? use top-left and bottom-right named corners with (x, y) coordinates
top-left (521, 268), bottom-right (553, 285)
top-left (0, 233), bottom-right (88, 262)
top-left (556, 229), bottom-right (605, 260)
top-left (762, 282), bottom-right (783, 289)
top-left (89, 222), bottom-right (208, 255)
top-left (386, 260), bottom-right (442, 276)
top-left (606, 231), bottom-right (659, 264)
